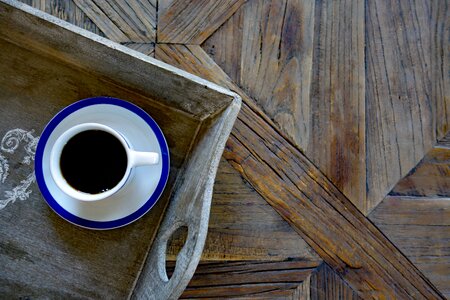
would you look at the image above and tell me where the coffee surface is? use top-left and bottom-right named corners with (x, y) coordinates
top-left (60, 130), bottom-right (127, 194)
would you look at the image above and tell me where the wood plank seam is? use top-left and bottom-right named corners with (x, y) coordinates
top-left (72, 0), bottom-right (131, 42)
top-left (365, 0), bottom-right (437, 213)
top-left (157, 0), bottom-right (247, 44)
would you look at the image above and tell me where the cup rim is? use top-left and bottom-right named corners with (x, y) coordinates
top-left (49, 122), bottom-right (132, 201)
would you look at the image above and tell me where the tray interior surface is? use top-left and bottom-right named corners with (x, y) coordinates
top-left (0, 36), bottom-right (195, 300)
top-left (0, 1), bottom-right (235, 298)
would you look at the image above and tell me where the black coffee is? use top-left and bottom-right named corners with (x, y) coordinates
top-left (60, 130), bottom-right (127, 194)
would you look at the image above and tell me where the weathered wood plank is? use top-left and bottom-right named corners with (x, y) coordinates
top-left (366, 0), bottom-right (435, 212)
top-left (122, 42), bottom-right (155, 57)
top-left (369, 197), bottom-right (450, 299)
top-left (309, 0), bottom-right (365, 212)
top-left (430, 0), bottom-right (449, 140)
top-left (154, 44), bottom-right (444, 299)
top-left (203, 0), bottom-right (366, 212)
top-left (158, 0), bottom-right (246, 44)
top-left (18, 0), bottom-right (104, 37)
top-left (204, 0), bottom-right (314, 155)
top-left (73, 0), bottom-right (156, 43)
top-left (309, 263), bottom-right (361, 300)
top-left (226, 102), bottom-right (443, 299)
top-left (390, 147), bottom-right (450, 197)
top-left (71, 0), bottom-right (129, 42)
top-left (158, 0), bottom-right (175, 14)
top-left (167, 158), bottom-right (322, 261)
top-left (166, 260), bottom-right (317, 299)
top-left (201, 6), bottom-right (243, 87)
top-left (155, 44), bottom-right (285, 139)
top-left (370, 141), bottom-right (450, 298)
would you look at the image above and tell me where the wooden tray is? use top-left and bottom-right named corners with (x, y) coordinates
top-left (0, 1), bottom-right (240, 299)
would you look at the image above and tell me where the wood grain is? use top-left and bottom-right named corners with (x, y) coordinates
top-left (18, 0), bottom-right (156, 57)
top-left (309, 263), bottom-right (361, 300)
top-left (203, 0), bottom-right (366, 212)
top-left (167, 158), bottom-right (322, 261)
top-left (370, 142), bottom-right (450, 298)
top-left (73, 0), bottom-right (156, 43)
top-left (158, 0), bottom-right (246, 44)
top-left (390, 147), bottom-right (450, 197)
top-left (226, 102), bottom-right (442, 299)
top-left (369, 197), bottom-right (450, 299)
top-left (203, 0), bottom-right (315, 155)
top-left (19, 0), bottom-right (104, 37)
top-left (309, 0), bottom-right (365, 212)
top-left (154, 44), bottom-right (444, 299)
top-left (366, 0), bottom-right (435, 213)
top-left (167, 260), bottom-right (317, 299)
top-left (430, 0), bottom-right (449, 140)
top-left (201, 7), bottom-right (244, 87)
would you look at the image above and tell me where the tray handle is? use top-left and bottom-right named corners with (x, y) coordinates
top-left (130, 99), bottom-right (240, 300)
top-left (130, 176), bottom-right (212, 300)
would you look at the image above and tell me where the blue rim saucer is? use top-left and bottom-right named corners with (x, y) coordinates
top-left (35, 97), bottom-right (170, 230)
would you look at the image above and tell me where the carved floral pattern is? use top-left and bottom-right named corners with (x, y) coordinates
top-left (0, 129), bottom-right (39, 210)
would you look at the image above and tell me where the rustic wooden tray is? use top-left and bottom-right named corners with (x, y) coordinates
top-left (0, 0), bottom-right (240, 299)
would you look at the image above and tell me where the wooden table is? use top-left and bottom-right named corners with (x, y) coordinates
top-left (2, 0), bottom-right (449, 298)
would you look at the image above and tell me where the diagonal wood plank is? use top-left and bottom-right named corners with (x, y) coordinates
top-left (309, 263), bottom-right (361, 300)
top-left (366, 0), bottom-right (436, 213)
top-left (73, 0), bottom-right (156, 43)
top-left (202, 7), bottom-right (244, 88)
top-left (390, 147), bottom-right (449, 197)
top-left (20, 0), bottom-right (156, 57)
top-left (167, 158), bottom-right (322, 261)
top-left (19, 0), bottom-right (104, 37)
top-left (225, 102), bottom-right (443, 299)
top-left (158, 0), bottom-right (246, 44)
top-left (164, 158), bottom-right (322, 297)
top-left (203, 0), bottom-right (367, 212)
top-left (154, 44), bottom-right (444, 299)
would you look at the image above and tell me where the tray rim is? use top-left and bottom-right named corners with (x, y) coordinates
top-left (0, 0), bottom-right (241, 118)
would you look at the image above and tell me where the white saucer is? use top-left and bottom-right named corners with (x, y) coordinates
top-left (35, 97), bottom-right (170, 230)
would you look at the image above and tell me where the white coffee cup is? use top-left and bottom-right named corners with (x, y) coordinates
top-left (50, 123), bottom-right (159, 201)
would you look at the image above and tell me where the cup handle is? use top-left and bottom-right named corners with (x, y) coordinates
top-left (129, 150), bottom-right (159, 166)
